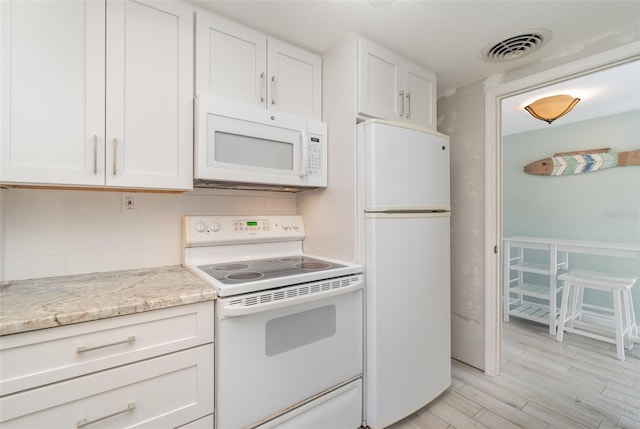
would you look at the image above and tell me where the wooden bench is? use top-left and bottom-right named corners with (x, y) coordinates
top-left (556, 270), bottom-right (638, 360)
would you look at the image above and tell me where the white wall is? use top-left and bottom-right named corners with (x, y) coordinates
top-left (437, 81), bottom-right (487, 370)
top-left (503, 110), bottom-right (640, 318)
top-left (0, 188), bottom-right (296, 282)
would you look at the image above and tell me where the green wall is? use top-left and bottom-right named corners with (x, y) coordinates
top-left (503, 109), bottom-right (640, 320)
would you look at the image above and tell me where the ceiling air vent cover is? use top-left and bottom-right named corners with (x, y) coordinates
top-left (482, 29), bottom-right (551, 63)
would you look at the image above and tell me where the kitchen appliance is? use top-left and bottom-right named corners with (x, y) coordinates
top-left (183, 215), bottom-right (363, 429)
top-left (299, 119), bottom-right (452, 428)
top-left (359, 120), bottom-right (451, 428)
top-left (194, 96), bottom-right (327, 192)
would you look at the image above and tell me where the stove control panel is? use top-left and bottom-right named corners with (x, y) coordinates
top-left (184, 215), bottom-right (305, 246)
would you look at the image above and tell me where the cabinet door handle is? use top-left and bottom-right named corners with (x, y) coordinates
top-left (398, 90), bottom-right (405, 116)
top-left (93, 135), bottom-right (98, 174)
top-left (260, 72), bottom-right (265, 102)
top-left (112, 138), bottom-right (117, 176)
top-left (405, 92), bottom-right (411, 118)
top-left (271, 75), bottom-right (276, 105)
top-left (76, 335), bottom-right (135, 353)
top-left (77, 402), bottom-right (136, 427)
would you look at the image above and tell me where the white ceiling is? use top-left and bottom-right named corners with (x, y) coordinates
top-left (501, 59), bottom-right (640, 135)
top-left (191, 0), bottom-right (640, 133)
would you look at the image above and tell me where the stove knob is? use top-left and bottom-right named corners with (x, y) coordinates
top-left (209, 221), bottom-right (221, 232)
top-left (291, 220), bottom-right (300, 230)
top-left (281, 220), bottom-right (289, 230)
top-left (195, 221), bottom-right (207, 233)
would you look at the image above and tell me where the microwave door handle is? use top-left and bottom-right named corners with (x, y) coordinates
top-left (299, 130), bottom-right (308, 177)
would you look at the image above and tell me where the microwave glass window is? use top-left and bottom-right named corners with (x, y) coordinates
top-left (214, 132), bottom-right (293, 170)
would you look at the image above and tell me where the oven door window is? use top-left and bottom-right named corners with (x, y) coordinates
top-left (265, 305), bottom-right (336, 356)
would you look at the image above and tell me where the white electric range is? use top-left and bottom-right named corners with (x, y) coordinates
top-left (183, 215), bottom-right (364, 429)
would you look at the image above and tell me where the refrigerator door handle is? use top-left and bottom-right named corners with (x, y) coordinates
top-left (364, 211), bottom-right (451, 218)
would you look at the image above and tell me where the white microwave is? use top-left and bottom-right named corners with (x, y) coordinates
top-left (194, 96), bottom-right (327, 192)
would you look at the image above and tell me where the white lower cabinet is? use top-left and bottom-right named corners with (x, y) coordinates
top-left (178, 414), bottom-right (214, 429)
top-left (0, 303), bottom-right (215, 428)
top-left (1, 344), bottom-right (213, 428)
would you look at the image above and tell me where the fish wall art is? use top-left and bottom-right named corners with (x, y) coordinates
top-left (524, 148), bottom-right (640, 176)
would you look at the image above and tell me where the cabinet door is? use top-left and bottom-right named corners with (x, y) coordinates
top-left (0, 0), bottom-right (105, 186)
top-left (357, 37), bottom-right (403, 121)
top-left (403, 59), bottom-right (437, 129)
top-left (106, 0), bottom-right (193, 190)
top-left (267, 38), bottom-right (322, 120)
top-left (195, 11), bottom-right (267, 107)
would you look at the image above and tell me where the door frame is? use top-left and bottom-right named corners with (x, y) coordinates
top-left (483, 42), bottom-right (640, 376)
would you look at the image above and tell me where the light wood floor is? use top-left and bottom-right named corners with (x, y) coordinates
top-left (387, 319), bottom-right (640, 429)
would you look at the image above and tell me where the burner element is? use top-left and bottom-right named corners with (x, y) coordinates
top-left (279, 257), bottom-right (309, 262)
top-left (226, 272), bottom-right (265, 281)
top-left (294, 262), bottom-right (332, 270)
top-left (211, 263), bottom-right (250, 271)
top-left (196, 256), bottom-right (346, 285)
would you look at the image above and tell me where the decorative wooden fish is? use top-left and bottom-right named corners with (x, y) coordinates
top-left (524, 148), bottom-right (640, 176)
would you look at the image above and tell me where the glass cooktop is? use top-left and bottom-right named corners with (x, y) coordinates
top-left (198, 256), bottom-right (346, 285)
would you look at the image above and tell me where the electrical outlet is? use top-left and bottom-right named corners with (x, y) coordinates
top-left (122, 193), bottom-right (137, 214)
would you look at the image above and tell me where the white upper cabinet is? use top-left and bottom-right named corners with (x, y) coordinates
top-left (105, 0), bottom-right (193, 190)
top-left (0, 0), bottom-right (193, 191)
top-left (195, 12), bottom-right (266, 108)
top-left (267, 38), bottom-right (321, 119)
top-left (402, 59), bottom-right (436, 128)
top-left (358, 37), bottom-right (436, 129)
top-left (196, 10), bottom-right (322, 120)
top-left (357, 38), bottom-right (402, 122)
top-left (0, 0), bottom-right (106, 187)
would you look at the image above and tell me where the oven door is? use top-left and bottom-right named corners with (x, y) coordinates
top-left (215, 276), bottom-right (363, 429)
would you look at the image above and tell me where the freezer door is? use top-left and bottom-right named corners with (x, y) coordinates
top-left (361, 121), bottom-right (450, 211)
top-left (365, 213), bottom-right (451, 429)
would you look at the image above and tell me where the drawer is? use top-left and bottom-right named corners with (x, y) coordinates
top-left (0, 343), bottom-right (214, 428)
top-left (0, 302), bottom-right (214, 395)
top-left (256, 379), bottom-right (361, 429)
top-left (178, 413), bottom-right (214, 428)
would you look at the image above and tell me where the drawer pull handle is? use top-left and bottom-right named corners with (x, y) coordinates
top-left (77, 335), bottom-right (136, 353)
top-left (77, 402), bottom-right (136, 427)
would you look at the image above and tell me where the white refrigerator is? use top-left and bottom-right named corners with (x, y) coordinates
top-left (357, 120), bottom-right (451, 429)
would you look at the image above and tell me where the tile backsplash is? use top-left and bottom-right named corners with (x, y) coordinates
top-left (0, 188), bottom-right (296, 282)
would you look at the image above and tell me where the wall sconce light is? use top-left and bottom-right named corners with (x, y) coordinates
top-left (524, 94), bottom-right (581, 124)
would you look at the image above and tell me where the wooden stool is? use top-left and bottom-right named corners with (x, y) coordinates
top-left (556, 270), bottom-right (638, 360)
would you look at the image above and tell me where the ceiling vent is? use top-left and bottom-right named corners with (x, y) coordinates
top-left (482, 29), bottom-right (551, 63)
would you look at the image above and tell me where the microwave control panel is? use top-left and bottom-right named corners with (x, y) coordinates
top-left (308, 135), bottom-right (323, 176)
top-left (306, 119), bottom-right (327, 187)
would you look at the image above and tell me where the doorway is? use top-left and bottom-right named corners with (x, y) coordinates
top-left (484, 44), bottom-right (640, 376)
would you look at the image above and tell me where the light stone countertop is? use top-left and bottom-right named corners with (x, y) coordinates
top-left (0, 265), bottom-right (216, 336)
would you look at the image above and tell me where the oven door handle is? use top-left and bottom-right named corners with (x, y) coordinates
top-left (221, 278), bottom-right (362, 318)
